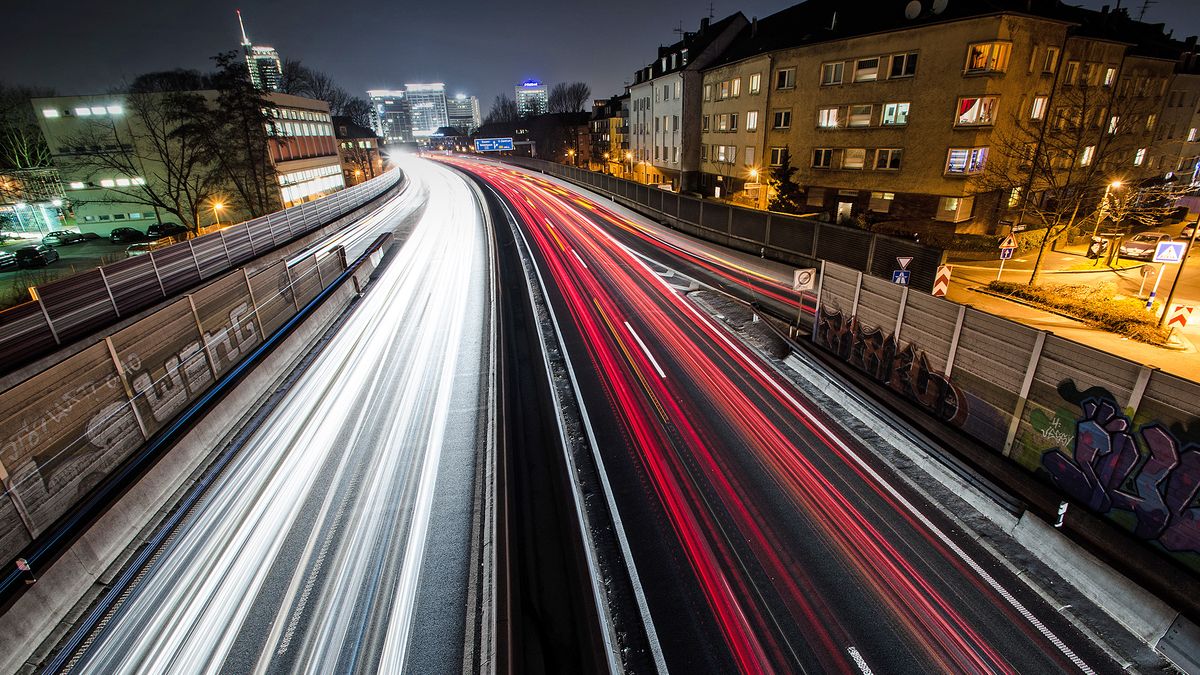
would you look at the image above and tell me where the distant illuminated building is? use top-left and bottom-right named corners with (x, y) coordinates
top-left (404, 83), bottom-right (449, 138)
top-left (367, 89), bottom-right (413, 144)
top-left (447, 93), bottom-right (481, 134)
top-left (515, 80), bottom-right (548, 116)
top-left (237, 10), bottom-right (282, 91)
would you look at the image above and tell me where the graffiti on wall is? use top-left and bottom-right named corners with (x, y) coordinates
top-left (1038, 382), bottom-right (1200, 557)
top-left (814, 305), bottom-right (967, 426)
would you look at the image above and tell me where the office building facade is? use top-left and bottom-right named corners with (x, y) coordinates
top-left (368, 89), bottom-right (413, 144)
top-left (447, 94), bottom-right (482, 134)
top-left (237, 11), bottom-right (282, 91)
top-left (405, 83), bottom-right (449, 139)
top-left (516, 80), bottom-right (549, 117)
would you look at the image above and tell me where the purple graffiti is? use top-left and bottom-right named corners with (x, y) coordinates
top-left (1042, 397), bottom-right (1200, 554)
top-left (815, 305), bottom-right (968, 426)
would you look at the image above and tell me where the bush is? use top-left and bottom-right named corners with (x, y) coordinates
top-left (987, 281), bottom-right (1172, 344)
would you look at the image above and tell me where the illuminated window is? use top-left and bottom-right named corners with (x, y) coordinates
top-left (69, 181), bottom-right (85, 189)
top-left (704, 84), bottom-right (712, 101)
top-left (848, 104), bottom-right (872, 127)
top-left (746, 110), bottom-right (758, 131)
top-left (854, 58), bottom-right (879, 82)
top-left (1189, 128), bottom-right (1198, 142)
top-left (115, 178), bottom-right (131, 187)
top-left (956, 96), bottom-right (998, 126)
top-left (818, 107), bottom-right (841, 128)
top-left (820, 62), bottom-right (843, 85)
top-left (875, 148), bottom-right (902, 170)
top-left (889, 53), bottom-right (918, 78)
top-left (1030, 96), bottom-right (1048, 120)
top-left (75, 107), bottom-right (92, 117)
top-left (1146, 114), bottom-right (1157, 132)
top-left (744, 146), bottom-right (755, 166)
top-left (1042, 47), bottom-right (1060, 74)
top-left (965, 42), bottom-right (1010, 73)
top-left (1134, 148), bottom-right (1146, 166)
top-left (1008, 186), bottom-right (1023, 208)
top-left (132, 177), bottom-right (146, 185)
top-left (1080, 145), bottom-right (1095, 166)
top-left (42, 109), bottom-right (59, 118)
top-left (869, 192), bottom-right (895, 212)
top-left (776, 68), bottom-right (796, 89)
top-left (100, 179), bottom-right (115, 187)
top-left (843, 148), bottom-right (866, 169)
top-left (882, 102), bottom-right (909, 126)
top-left (946, 147), bottom-right (988, 174)
top-left (812, 148), bottom-right (832, 168)
top-left (90, 106), bottom-right (106, 115)
top-left (1103, 67), bottom-right (1116, 86)
top-left (732, 78), bottom-right (741, 96)
top-left (106, 104), bottom-right (123, 115)
top-left (1108, 115), bottom-right (1119, 134)
top-left (720, 80), bottom-right (730, 99)
top-left (749, 73), bottom-right (761, 93)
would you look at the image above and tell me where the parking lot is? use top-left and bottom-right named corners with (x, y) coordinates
top-left (0, 237), bottom-right (134, 309)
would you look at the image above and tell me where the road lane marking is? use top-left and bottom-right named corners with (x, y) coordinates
top-left (571, 249), bottom-right (589, 270)
top-left (847, 646), bottom-right (873, 674)
top-left (624, 321), bottom-right (666, 379)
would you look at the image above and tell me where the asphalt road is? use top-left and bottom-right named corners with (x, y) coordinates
top-left (451, 157), bottom-right (1124, 674)
top-left (55, 158), bottom-right (490, 674)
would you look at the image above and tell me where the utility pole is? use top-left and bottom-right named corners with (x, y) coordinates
top-left (1158, 214), bottom-right (1199, 327)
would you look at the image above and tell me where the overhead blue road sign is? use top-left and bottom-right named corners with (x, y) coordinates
top-left (892, 270), bottom-right (911, 285)
top-left (1153, 240), bottom-right (1187, 263)
top-left (474, 137), bottom-right (514, 152)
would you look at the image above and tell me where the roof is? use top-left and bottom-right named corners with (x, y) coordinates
top-left (634, 12), bottom-right (748, 81)
top-left (332, 116), bottom-right (378, 140)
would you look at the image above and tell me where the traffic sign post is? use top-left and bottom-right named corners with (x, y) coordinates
top-left (793, 267), bottom-right (818, 329)
top-left (896, 256), bottom-right (913, 270)
top-left (1157, 216), bottom-right (1198, 327)
top-left (1146, 263), bottom-right (1166, 310)
top-left (1167, 304), bottom-right (1194, 330)
top-left (932, 265), bottom-right (952, 297)
top-left (996, 236), bottom-right (1017, 281)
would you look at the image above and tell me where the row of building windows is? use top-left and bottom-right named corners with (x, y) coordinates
top-left (270, 108), bottom-right (331, 123)
top-left (81, 211), bottom-right (157, 222)
top-left (42, 104), bottom-right (124, 119)
top-left (268, 121), bottom-right (334, 138)
top-left (67, 176), bottom-right (146, 189)
top-left (277, 163), bottom-right (341, 187)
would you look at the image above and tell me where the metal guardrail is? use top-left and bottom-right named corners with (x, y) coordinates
top-left (0, 170), bottom-right (402, 375)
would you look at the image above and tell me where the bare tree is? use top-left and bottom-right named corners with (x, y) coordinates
top-left (548, 82), bottom-right (591, 113)
top-left (974, 78), bottom-right (1167, 284)
top-left (341, 97), bottom-right (372, 129)
top-left (203, 51), bottom-right (280, 218)
top-left (485, 94), bottom-right (520, 124)
top-left (342, 143), bottom-right (377, 182)
top-left (278, 58), bottom-right (311, 95)
top-left (0, 83), bottom-right (55, 202)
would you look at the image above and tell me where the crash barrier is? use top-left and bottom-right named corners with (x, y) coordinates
top-left (812, 261), bottom-right (1200, 588)
top-left (0, 169), bottom-right (402, 375)
top-left (500, 156), bottom-right (943, 292)
top-left (0, 234), bottom-right (389, 578)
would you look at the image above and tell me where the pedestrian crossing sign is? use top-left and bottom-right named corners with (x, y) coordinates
top-left (1153, 241), bottom-right (1187, 263)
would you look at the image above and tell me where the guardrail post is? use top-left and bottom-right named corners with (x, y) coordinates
top-left (28, 286), bottom-right (61, 345)
top-left (218, 229), bottom-right (234, 269)
top-left (188, 240), bottom-right (204, 280)
top-left (186, 295), bottom-right (221, 382)
top-left (241, 268), bottom-right (267, 339)
top-left (147, 252), bottom-right (167, 296)
top-left (810, 260), bottom-right (826, 343)
top-left (97, 267), bottom-right (121, 319)
top-left (105, 336), bottom-right (150, 440)
top-left (1126, 365), bottom-right (1155, 418)
top-left (865, 235), bottom-right (878, 275)
top-left (0, 464), bottom-right (37, 539)
top-left (312, 251), bottom-right (324, 288)
top-left (1003, 330), bottom-right (1047, 457)
top-left (850, 270), bottom-right (863, 316)
top-left (283, 264), bottom-right (301, 311)
top-left (811, 222), bottom-right (821, 258)
top-left (944, 305), bottom-right (967, 377)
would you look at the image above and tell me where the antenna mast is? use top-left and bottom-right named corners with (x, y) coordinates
top-left (236, 10), bottom-right (251, 47)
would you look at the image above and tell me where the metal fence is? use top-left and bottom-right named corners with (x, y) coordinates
top-left (0, 170), bottom-right (402, 375)
top-left (501, 157), bottom-right (943, 292)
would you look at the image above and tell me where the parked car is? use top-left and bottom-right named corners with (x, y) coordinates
top-left (0, 250), bottom-right (16, 270)
top-left (125, 238), bottom-right (174, 257)
top-left (41, 230), bottom-right (85, 246)
top-left (1119, 232), bottom-right (1174, 260)
top-left (1182, 221), bottom-right (1198, 240)
top-left (110, 227), bottom-right (146, 243)
top-left (15, 245), bottom-right (60, 267)
top-left (146, 222), bottom-right (188, 240)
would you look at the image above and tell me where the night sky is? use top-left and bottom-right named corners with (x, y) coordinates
top-left (6, 0), bottom-right (1199, 112)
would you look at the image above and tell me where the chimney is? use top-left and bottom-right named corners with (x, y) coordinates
top-left (701, 17), bottom-right (710, 32)
top-left (751, 17), bottom-right (758, 38)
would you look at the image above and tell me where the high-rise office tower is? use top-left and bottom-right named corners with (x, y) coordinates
top-left (515, 80), bottom-right (548, 116)
top-left (237, 10), bottom-right (282, 91)
top-left (404, 83), bottom-right (449, 138)
top-left (447, 94), bottom-right (481, 133)
top-left (367, 90), bottom-right (413, 144)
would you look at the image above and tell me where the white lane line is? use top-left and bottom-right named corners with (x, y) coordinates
top-left (624, 321), bottom-right (666, 379)
top-left (847, 646), bottom-right (874, 674)
top-left (571, 249), bottom-right (589, 269)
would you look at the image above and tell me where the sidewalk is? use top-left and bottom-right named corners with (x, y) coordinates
top-left (943, 248), bottom-right (1200, 380)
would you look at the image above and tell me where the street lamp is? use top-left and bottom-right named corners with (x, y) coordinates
top-left (625, 151), bottom-right (633, 179)
top-left (1092, 180), bottom-right (1124, 238)
top-left (211, 200), bottom-right (225, 228)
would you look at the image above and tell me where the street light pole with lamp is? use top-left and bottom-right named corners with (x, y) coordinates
top-left (210, 200), bottom-right (225, 229)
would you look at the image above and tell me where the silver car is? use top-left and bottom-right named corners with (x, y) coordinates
top-left (1119, 232), bottom-right (1173, 260)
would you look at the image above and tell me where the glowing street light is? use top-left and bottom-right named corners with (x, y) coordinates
top-left (211, 200), bottom-right (225, 228)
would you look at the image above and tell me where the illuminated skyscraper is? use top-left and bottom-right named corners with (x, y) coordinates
top-left (237, 10), bottom-right (283, 91)
top-left (515, 80), bottom-right (548, 116)
top-left (447, 94), bottom-right (481, 133)
top-left (367, 90), bottom-right (413, 144)
top-left (404, 83), bottom-right (449, 138)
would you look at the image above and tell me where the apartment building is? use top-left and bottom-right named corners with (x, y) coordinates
top-left (629, 13), bottom-right (748, 191)
top-left (699, 0), bottom-right (1183, 234)
top-left (590, 93), bottom-right (630, 176)
top-left (1156, 45), bottom-right (1200, 183)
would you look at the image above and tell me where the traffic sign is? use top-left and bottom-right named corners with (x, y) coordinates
top-left (932, 265), bottom-right (952, 297)
top-left (792, 268), bottom-right (817, 292)
top-left (999, 247), bottom-right (1015, 260)
top-left (999, 235), bottom-right (1016, 249)
top-left (892, 270), bottom-right (911, 285)
top-left (896, 256), bottom-right (913, 270)
top-left (1153, 241), bottom-right (1187, 263)
top-left (1167, 304), bottom-right (1194, 328)
top-left (474, 137), bottom-right (515, 152)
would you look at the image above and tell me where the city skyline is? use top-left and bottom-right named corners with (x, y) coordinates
top-left (11, 0), bottom-right (1197, 114)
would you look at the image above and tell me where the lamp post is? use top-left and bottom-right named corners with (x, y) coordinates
top-left (211, 200), bottom-right (225, 228)
top-left (1158, 213), bottom-right (1200, 328)
top-left (1091, 180), bottom-right (1123, 239)
top-left (625, 151), bottom-right (633, 180)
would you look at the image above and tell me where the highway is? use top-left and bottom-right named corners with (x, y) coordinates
top-left (450, 157), bottom-right (1123, 674)
top-left (54, 159), bottom-right (491, 674)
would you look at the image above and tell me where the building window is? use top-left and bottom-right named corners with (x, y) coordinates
top-left (729, 113), bottom-right (738, 131)
top-left (674, 81), bottom-right (680, 98)
top-left (42, 109), bottom-right (59, 118)
top-left (704, 84), bottom-right (712, 101)
top-left (1008, 186), bottom-right (1023, 208)
top-left (1063, 61), bottom-right (1079, 85)
top-left (74, 107), bottom-right (92, 117)
top-left (946, 147), bottom-right (988, 174)
top-left (842, 148), bottom-right (866, 169)
top-left (818, 106), bottom-right (841, 128)
top-left (1134, 148), bottom-right (1146, 166)
top-left (732, 78), bottom-right (741, 96)
top-left (770, 147), bottom-right (787, 166)
top-left (1108, 115), bottom-right (1119, 134)
top-left (776, 68), bottom-right (796, 89)
top-left (848, 104), bottom-right (872, 127)
top-left (820, 62), bottom-right (843, 86)
top-left (956, 96), bottom-right (998, 126)
top-left (701, 144), bottom-right (708, 160)
top-left (717, 114), bottom-right (728, 131)
top-left (673, 146), bottom-right (680, 163)
top-left (1042, 47), bottom-right (1060, 74)
top-left (69, 181), bottom-right (85, 189)
top-left (965, 42), bottom-right (1011, 73)
top-left (869, 192), bottom-right (895, 212)
top-left (1030, 96), bottom-right (1048, 120)
top-left (882, 102), bottom-right (910, 126)
top-left (1188, 127), bottom-right (1197, 142)
top-left (773, 110), bottom-right (792, 129)
top-left (889, 52), bottom-right (918, 78)
top-left (936, 195), bottom-right (975, 222)
top-left (746, 110), bottom-right (758, 131)
top-left (717, 145), bottom-right (728, 162)
top-left (854, 58), bottom-right (880, 82)
top-left (744, 146), bottom-right (755, 166)
top-left (702, 115), bottom-right (710, 131)
top-left (807, 187), bottom-right (825, 207)
top-left (1146, 114), bottom-right (1157, 132)
top-left (749, 73), bottom-right (761, 94)
top-left (875, 148), bottom-right (902, 170)
top-left (100, 179), bottom-right (115, 187)
top-left (1080, 145), bottom-right (1095, 166)
top-left (812, 148), bottom-right (833, 168)
top-left (1103, 67), bottom-right (1117, 86)
top-left (719, 80), bottom-right (730, 99)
